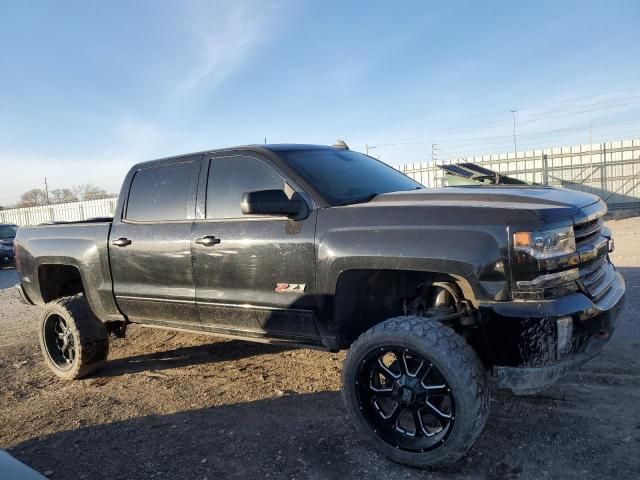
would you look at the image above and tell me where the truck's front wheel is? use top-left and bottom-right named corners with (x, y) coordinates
top-left (342, 316), bottom-right (489, 467)
top-left (39, 294), bottom-right (109, 380)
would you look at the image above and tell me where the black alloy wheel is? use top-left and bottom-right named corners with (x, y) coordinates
top-left (43, 313), bottom-right (76, 369)
top-left (357, 346), bottom-right (455, 452)
top-left (343, 316), bottom-right (489, 467)
top-left (38, 294), bottom-right (109, 380)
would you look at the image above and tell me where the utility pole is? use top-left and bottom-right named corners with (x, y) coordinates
top-left (264, 137), bottom-right (267, 144)
top-left (44, 177), bottom-right (50, 205)
top-left (589, 123), bottom-right (593, 163)
top-left (365, 144), bottom-right (376, 156)
top-left (431, 143), bottom-right (439, 162)
top-left (510, 110), bottom-right (517, 157)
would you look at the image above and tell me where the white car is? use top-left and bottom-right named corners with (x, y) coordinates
top-left (0, 450), bottom-right (46, 479)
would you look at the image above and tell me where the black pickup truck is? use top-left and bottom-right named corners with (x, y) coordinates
top-left (14, 143), bottom-right (625, 467)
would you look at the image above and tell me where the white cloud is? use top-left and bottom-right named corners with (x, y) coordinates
top-left (178, 0), bottom-right (286, 94)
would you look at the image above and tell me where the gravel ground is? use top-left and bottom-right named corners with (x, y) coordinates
top-left (1, 218), bottom-right (639, 480)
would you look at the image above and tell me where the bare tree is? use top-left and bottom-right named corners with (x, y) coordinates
top-left (50, 189), bottom-right (78, 204)
top-left (73, 184), bottom-right (111, 201)
top-left (18, 188), bottom-right (47, 207)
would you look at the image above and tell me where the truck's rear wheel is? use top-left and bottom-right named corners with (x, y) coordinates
top-left (342, 316), bottom-right (489, 467)
top-left (39, 294), bottom-right (109, 380)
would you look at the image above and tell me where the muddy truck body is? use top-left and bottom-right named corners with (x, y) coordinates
top-left (14, 144), bottom-right (625, 467)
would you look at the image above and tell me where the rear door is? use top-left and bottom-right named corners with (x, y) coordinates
top-left (191, 152), bottom-right (319, 343)
top-left (109, 156), bottom-right (201, 327)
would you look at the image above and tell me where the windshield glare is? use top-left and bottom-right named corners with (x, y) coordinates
top-left (280, 149), bottom-right (422, 205)
top-left (0, 225), bottom-right (17, 238)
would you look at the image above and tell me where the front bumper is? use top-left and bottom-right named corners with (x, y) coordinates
top-left (480, 270), bottom-right (625, 392)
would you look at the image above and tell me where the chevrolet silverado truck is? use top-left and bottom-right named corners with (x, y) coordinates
top-left (14, 143), bottom-right (625, 467)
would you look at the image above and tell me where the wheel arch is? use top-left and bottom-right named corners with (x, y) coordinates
top-left (34, 261), bottom-right (124, 324)
top-left (331, 268), bottom-right (477, 349)
top-left (38, 263), bottom-right (85, 303)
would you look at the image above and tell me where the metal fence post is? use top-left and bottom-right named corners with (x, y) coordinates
top-left (542, 153), bottom-right (549, 185)
top-left (601, 142), bottom-right (607, 193)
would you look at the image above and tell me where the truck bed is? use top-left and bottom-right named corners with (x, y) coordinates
top-left (14, 220), bottom-right (124, 323)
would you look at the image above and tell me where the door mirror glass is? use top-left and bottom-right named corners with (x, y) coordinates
top-left (240, 190), bottom-right (305, 217)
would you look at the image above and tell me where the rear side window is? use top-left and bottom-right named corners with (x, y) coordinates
top-left (207, 157), bottom-right (284, 219)
top-left (126, 162), bottom-right (195, 221)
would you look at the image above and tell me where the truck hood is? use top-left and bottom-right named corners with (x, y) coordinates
top-left (366, 186), bottom-right (601, 220)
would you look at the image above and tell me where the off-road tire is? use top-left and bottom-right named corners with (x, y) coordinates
top-left (342, 316), bottom-right (489, 468)
top-left (38, 294), bottom-right (109, 380)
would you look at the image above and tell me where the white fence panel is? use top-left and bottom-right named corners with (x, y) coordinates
top-left (397, 138), bottom-right (640, 212)
top-left (0, 198), bottom-right (118, 226)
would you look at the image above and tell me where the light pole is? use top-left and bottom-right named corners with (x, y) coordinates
top-left (511, 110), bottom-right (517, 157)
top-left (365, 144), bottom-right (376, 156)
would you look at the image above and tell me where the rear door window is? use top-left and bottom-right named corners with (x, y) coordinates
top-left (126, 161), bottom-right (197, 221)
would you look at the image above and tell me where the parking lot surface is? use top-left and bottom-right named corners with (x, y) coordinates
top-left (0, 218), bottom-right (639, 480)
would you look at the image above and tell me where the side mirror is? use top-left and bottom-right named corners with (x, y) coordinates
top-left (240, 190), bottom-right (307, 217)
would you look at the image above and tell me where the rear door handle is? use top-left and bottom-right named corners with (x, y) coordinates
top-left (111, 237), bottom-right (132, 247)
top-left (194, 235), bottom-right (221, 246)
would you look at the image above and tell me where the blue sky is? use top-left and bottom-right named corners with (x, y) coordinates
top-left (1, 0), bottom-right (640, 205)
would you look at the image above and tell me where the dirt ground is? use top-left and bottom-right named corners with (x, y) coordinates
top-left (1, 218), bottom-right (639, 480)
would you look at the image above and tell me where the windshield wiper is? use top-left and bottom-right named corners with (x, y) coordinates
top-left (337, 193), bottom-right (379, 206)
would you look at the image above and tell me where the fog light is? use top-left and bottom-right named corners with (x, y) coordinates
top-left (557, 316), bottom-right (573, 358)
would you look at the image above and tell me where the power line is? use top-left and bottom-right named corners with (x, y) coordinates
top-left (352, 90), bottom-right (640, 147)
top-left (44, 177), bottom-right (50, 205)
top-left (357, 85), bottom-right (640, 146)
top-left (377, 118), bottom-right (640, 150)
top-left (400, 128), bottom-right (640, 161)
top-left (380, 122), bottom-right (640, 162)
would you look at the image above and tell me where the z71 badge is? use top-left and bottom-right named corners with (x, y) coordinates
top-left (275, 283), bottom-right (306, 293)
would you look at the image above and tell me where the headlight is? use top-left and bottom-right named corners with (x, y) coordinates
top-left (513, 226), bottom-right (576, 259)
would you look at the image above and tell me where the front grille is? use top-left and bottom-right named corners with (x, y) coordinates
top-left (578, 256), bottom-right (614, 300)
top-left (574, 213), bottom-right (612, 300)
top-left (574, 216), bottom-right (603, 247)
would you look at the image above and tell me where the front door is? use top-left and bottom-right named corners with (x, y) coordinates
top-left (191, 153), bottom-right (319, 343)
top-left (109, 156), bottom-right (201, 327)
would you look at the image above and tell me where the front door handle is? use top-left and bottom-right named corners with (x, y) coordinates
top-left (194, 235), bottom-right (221, 246)
top-left (111, 237), bottom-right (132, 247)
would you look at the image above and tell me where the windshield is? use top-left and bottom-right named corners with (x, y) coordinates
top-left (0, 225), bottom-right (17, 238)
top-left (279, 149), bottom-right (423, 205)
